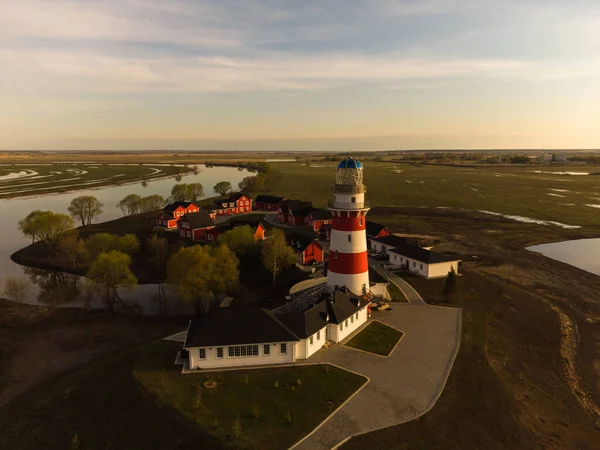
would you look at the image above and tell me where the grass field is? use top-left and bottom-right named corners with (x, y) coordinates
top-left (387, 283), bottom-right (408, 302)
top-left (0, 164), bottom-right (189, 199)
top-left (0, 339), bottom-right (365, 450)
top-left (345, 321), bottom-right (403, 356)
top-left (266, 162), bottom-right (600, 227)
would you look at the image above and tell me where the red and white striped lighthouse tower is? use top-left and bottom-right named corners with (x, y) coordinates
top-left (327, 157), bottom-right (370, 295)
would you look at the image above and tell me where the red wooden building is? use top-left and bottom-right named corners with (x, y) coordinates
top-left (255, 195), bottom-right (284, 211)
top-left (158, 201), bottom-right (199, 229)
top-left (286, 232), bottom-right (324, 265)
top-left (278, 200), bottom-right (313, 225)
top-left (211, 193), bottom-right (252, 216)
top-left (307, 209), bottom-right (332, 232)
top-left (366, 221), bottom-right (392, 240)
top-left (178, 210), bottom-right (216, 241)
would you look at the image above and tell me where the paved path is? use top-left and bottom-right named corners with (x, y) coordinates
top-left (369, 259), bottom-right (426, 304)
top-left (292, 304), bottom-right (461, 450)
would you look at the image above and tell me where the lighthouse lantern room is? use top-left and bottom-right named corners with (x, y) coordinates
top-left (327, 157), bottom-right (370, 295)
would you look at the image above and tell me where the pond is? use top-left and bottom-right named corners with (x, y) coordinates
top-left (527, 238), bottom-right (600, 276)
top-left (0, 165), bottom-right (251, 314)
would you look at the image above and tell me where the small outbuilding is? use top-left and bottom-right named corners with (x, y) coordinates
top-left (178, 210), bottom-right (216, 241)
top-left (255, 195), bottom-right (285, 211)
top-left (307, 209), bottom-right (333, 232)
top-left (387, 244), bottom-right (460, 279)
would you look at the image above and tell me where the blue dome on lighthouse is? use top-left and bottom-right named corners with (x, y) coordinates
top-left (337, 157), bottom-right (363, 169)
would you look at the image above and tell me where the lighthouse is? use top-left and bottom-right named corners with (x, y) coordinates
top-left (327, 157), bottom-right (370, 295)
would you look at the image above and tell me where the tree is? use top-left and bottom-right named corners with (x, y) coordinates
top-left (213, 181), bottom-right (232, 196)
top-left (117, 194), bottom-right (142, 216)
top-left (137, 195), bottom-right (165, 216)
top-left (170, 184), bottom-right (188, 202)
top-left (86, 233), bottom-right (118, 258)
top-left (260, 229), bottom-right (296, 283)
top-left (86, 233), bottom-right (140, 258)
top-left (118, 233), bottom-right (140, 255)
top-left (86, 250), bottom-right (137, 311)
top-left (18, 210), bottom-right (75, 247)
top-left (443, 267), bottom-right (458, 302)
top-left (220, 225), bottom-right (258, 257)
top-left (67, 196), bottom-right (103, 226)
top-left (167, 245), bottom-right (239, 315)
top-left (2, 276), bottom-right (32, 303)
top-left (18, 210), bottom-right (44, 243)
top-left (147, 234), bottom-right (168, 276)
top-left (57, 230), bottom-right (88, 268)
top-left (186, 183), bottom-right (204, 202)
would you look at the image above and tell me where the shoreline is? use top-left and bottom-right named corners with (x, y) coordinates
top-left (0, 167), bottom-right (194, 201)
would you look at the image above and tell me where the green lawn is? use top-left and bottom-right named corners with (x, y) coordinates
top-left (0, 340), bottom-right (366, 450)
top-left (387, 283), bottom-right (409, 302)
top-left (345, 321), bottom-right (403, 356)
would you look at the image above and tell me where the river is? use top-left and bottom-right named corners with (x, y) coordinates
top-left (0, 165), bottom-right (250, 314)
top-left (527, 238), bottom-right (600, 276)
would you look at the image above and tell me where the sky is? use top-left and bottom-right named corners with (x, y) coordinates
top-left (1, 0), bottom-right (599, 151)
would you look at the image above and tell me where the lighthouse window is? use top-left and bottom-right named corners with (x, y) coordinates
top-left (351, 196), bottom-right (356, 203)
top-left (347, 234), bottom-right (352, 242)
top-left (335, 250), bottom-right (339, 258)
top-left (359, 216), bottom-right (363, 226)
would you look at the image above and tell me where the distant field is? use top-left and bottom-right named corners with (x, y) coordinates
top-left (0, 164), bottom-right (188, 199)
top-left (267, 162), bottom-right (600, 227)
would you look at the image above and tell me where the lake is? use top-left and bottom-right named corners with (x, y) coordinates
top-left (527, 238), bottom-right (600, 276)
top-left (0, 165), bottom-right (250, 314)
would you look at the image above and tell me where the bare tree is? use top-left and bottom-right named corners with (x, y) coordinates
top-left (2, 276), bottom-right (32, 303)
top-left (67, 196), bottom-right (103, 226)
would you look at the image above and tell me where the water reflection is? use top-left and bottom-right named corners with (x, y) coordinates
top-left (24, 267), bottom-right (82, 306)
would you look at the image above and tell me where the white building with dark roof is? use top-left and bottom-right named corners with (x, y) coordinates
top-left (387, 244), bottom-right (460, 279)
top-left (183, 289), bottom-right (368, 370)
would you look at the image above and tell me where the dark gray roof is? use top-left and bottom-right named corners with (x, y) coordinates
top-left (372, 235), bottom-right (419, 248)
top-left (274, 290), bottom-right (364, 338)
top-left (325, 290), bottom-right (364, 324)
top-left (184, 309), bottom-right (299, 348)
top-left (366, 221), bottom-right (389, 237)
top-left (228, 192), bottom-right (251, 201)
top-left (255, 195), bottom-right (284, 204)
top-left (388, 244), bottom-right (461, 264)
top-left (275, 301), bottom-right (330, 339)
top-left (286, 232), bottom-right (320, 252)
top-left (309, 209), bottom-right (332, 220)
top-left (181, 210), bottom-right (215, 229)
top-left (164, 201), bottom-right (194, 213)
top-left (281, 200), bottom-right (313, 214)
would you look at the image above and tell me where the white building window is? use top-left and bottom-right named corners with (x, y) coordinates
top-left (280, 343), bottom-right (287, 354)
top-left (420, 264), bottom-right (424, 270)
top-left (345, 319), bottom-right (349, 327)
top-left (309, 336), bottom-right (313, 345)
top-left (228, 345), bottom-right (259, 358)
top-left (413, 261), bottom-right (416, 267)
top-left (340, 323), bottom-right (343, 331)
top-left (317, 331), bottom-right (320, 341)
top-left (199, 349), bottom-right (206, 359)
top-left (264, 344), bottom-right (270, 355)
top-left (351, 315), bottom-right (354, 323)
top-left (216, 348), bottom-right (223, 358)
